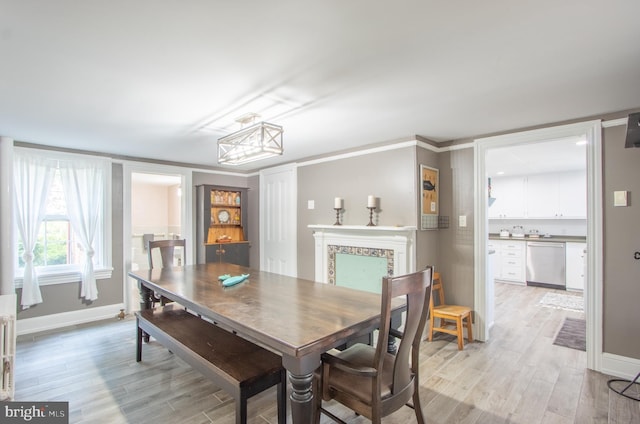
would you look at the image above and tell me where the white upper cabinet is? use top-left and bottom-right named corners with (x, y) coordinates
top-left (556, 170), bottom-right (587, 218)
top-left (488, 177), bottom-right (526, 218)
top-left (526, 170), bottom-right (586, 219)
top-left (489, 171), bottom-right (586, 219)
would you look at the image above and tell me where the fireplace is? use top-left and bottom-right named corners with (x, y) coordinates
top-left (310, 225), bottom-right (417, 291)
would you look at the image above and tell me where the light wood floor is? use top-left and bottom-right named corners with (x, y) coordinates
top-left (14, 282), bottom-right (640, 423)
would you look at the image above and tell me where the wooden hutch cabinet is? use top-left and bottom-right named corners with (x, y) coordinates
top-left (196, 185), bottom-right (249, 266)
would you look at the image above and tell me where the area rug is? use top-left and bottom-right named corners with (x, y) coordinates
top-left (539, 292), bottom-right (584, 312)
top-left (553, 317), bottom-right (586, 351)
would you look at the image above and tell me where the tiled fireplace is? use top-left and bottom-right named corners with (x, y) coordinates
top-left (310, 225), bottom-right (417, 292)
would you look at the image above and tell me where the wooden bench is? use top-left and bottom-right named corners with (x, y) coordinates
top-left (135, 305), bottom-right (286, 424)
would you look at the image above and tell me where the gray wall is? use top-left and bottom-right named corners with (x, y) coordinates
top-left (415, 147), bottom-right (441, 274)
top-left (433, 148), bottom-right (476, 308)
top-left (297, 146), bottom-right (426, 282)
top-left (17, 163), bottom-right (125, 319)
top-left (295, 144), bottom-right (471, 304)
top-left (602, 124), bottom-right (640, 358)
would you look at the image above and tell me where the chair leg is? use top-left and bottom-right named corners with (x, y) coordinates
top-left (412, 385), bottom-right (426, 424)
top-left (428, 313), bottom-right (434, 341)
top-left (466, 314), bottom-right (474, 343)
top-left (456, 317), bottom-right (464, 350)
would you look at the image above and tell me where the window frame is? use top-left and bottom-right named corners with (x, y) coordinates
top-left (13, 148), bottom-right (113, 287)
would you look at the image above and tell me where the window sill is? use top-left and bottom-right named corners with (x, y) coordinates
top-left (14, 267), bottom-right (114, 288)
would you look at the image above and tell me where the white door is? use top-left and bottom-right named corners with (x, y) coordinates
top-left (260, 164), bottom-right (297, 276)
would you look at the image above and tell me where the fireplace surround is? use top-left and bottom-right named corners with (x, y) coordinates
top-left (310, 225), bottom-right (417, 291)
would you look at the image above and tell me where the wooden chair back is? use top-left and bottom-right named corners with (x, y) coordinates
top-left (315, 267), bottom-right (433, 423)
top-left (147, 239), bottom-right (186, 269)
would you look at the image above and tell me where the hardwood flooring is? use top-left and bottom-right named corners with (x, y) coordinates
top-left (14, 282), bottom-right (640, 423)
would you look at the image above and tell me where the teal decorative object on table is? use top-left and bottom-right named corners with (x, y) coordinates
top-left (222, 274), bottom-right (250, 287)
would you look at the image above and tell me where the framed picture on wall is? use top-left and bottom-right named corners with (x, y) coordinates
top-left (420, 165), bottom-right (439, 230)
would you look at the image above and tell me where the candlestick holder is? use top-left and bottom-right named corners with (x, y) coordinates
top-left (333, 208), bottom-right (342, 225)
top-left (366, 207), bottom-right (376, 226)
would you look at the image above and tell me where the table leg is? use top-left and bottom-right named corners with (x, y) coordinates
top-left (289, 372), bottom-right (313, 423)
top-left (139, 282), bottom-right (153, 311)
top-left (283, 354), bottom-right (319, 424)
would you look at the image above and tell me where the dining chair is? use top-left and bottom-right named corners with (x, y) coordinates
top-left (427, 271), bottom-right (473, 350)
top-left (147, 239), bottom-right (186, 306)
top-left (313, 267), bottom-right (433, 424)
top-left (147, 238), bottom-right (186, 269)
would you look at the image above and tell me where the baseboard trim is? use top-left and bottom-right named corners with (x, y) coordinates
top-left (17, 303), bottom-right (125, 336)
top-left (601, 352), bottom-right (640, 380)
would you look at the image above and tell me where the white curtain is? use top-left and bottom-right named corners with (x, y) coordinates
top-left (60, 158), bottom-right (106, 301)
top-left (13, 153), bottom-right (53, 308)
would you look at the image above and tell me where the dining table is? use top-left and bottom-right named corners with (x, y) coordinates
top-left (128, 262), bottom-right (402, 424)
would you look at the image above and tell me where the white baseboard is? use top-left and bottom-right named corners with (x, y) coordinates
top-left (601, 352), bottom-right (640, 380)
top-left (17, 303), bottom-right (125, 335)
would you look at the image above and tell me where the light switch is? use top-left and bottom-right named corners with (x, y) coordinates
top-left (459, 215), bottom-right (467, 227)
top-left (307, 200), bottom-right (315, 210)
top-left (614, 191), bottom-right (628, 207)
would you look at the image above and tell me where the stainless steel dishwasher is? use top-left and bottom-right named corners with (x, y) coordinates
top-left (526, 241), bottom-right (566, 289)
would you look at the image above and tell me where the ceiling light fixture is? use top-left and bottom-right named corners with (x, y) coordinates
top-left (217, 113), bottom-right (283, 165)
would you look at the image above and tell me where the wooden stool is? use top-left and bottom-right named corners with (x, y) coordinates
top-left (428, 272), bottom-right (473, 350)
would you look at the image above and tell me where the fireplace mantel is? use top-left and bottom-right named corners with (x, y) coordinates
top-left (309, 225), bottom-right (417, 285)
top-left (309, 224), bottom-right (417, 233)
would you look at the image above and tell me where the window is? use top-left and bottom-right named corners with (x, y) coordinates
top-left (14, 149), bottom-right (112, 288)
top-left (17, 169), bottom-right (80, 269)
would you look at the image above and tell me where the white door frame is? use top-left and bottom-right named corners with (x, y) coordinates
top-left (473, 120), bottom-right (603, 372)
top-left (122, 161), bottom-right (193, 313)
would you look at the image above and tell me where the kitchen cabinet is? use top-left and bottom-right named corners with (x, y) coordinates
top-left (488, 239), bottom-right (526, 284)
top-left (526, 171), bottom-right (586, 219)
top-left (196, 185), bottom-right (249, 266)
top-left (566, 242), bottom-right (586, 291)
top-left (488, 177), bottom-right (526, 219)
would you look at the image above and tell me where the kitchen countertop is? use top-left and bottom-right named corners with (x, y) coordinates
top-left (488, 234), bottom-right (587, 243)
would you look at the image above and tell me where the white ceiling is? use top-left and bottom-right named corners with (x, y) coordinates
top-left (486, 136), bottom-right (587, 177)
top-left (1, 1), bottom-right (639, 171)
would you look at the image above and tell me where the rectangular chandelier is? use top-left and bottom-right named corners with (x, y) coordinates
top-left (217, 121), bottom-right (284, 165)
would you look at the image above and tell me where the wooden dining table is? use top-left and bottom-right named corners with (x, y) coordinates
top-left (128, 262), bottom-right (401, 424)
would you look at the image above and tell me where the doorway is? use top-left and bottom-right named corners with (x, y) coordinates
top-left (122, 164), bottom-right (193, 313)
top-left (474, 120), bottom-right (603, 372)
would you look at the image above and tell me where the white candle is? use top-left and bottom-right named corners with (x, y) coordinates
top-left (367, 195), bottom-right (376, 208)
top-left (334, 197), bottom-right (343, 209)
